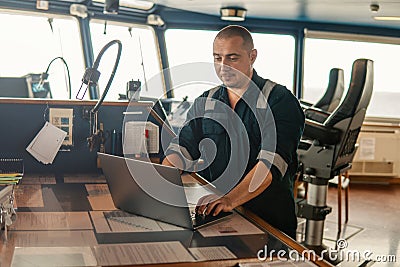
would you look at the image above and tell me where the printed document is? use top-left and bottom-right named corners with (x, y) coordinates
top-left (189, 246), bottom-right (237, 260)
top-left (198, 213), bottom-right (264, 237)
top-left (92, 241), bottom-right (194, 265)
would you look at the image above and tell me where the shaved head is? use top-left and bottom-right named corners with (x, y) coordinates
top-left (213, 25), bottom-right (257, 90)
top-left (214, 25), bottom-right (254, 52)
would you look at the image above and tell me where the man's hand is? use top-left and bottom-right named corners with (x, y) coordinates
top-left (195, 194), bottom-right (233, 216)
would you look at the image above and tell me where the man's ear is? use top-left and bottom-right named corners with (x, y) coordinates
top-left (250, 49), bottom-right (257, 65)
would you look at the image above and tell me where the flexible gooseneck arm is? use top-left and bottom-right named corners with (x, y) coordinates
top-left (42, 56), bottom-right (72, 99)
top-left (91, 40), bottom-right (122, 113)
top-left (75, 39), bottom-right (122, 113)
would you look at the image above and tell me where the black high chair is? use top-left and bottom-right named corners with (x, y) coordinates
top-left (300, 68), bottom-right (345, 114)
top-left (296, 59), bottom-right (374, 259)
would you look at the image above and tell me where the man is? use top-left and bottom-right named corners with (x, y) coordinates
top-left (163, 25), bottom-right (304, 238)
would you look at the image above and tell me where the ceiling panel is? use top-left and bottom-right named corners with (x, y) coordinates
top-left (151, 0), bottom-right (400, 29)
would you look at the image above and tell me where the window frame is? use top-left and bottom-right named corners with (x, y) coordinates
top-left (88, 19), bottom-right (166, 101)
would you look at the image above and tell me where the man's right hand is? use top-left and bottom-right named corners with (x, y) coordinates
top-left (195, 194), bottom-right (233, 216)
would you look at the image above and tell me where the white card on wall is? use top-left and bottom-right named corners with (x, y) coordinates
top-left (26, 122), bottom-right (67, 164)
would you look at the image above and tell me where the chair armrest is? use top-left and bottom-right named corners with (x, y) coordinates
top-left (304, 106), bottom-right (331, 115)
top-left (300, 100), bottom-right (313, 109)
top-left (302, 119), bottom-right (341, 145)
top-left (304, 107), bottom-right (331, 123)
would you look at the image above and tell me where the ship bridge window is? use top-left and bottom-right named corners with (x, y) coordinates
top-left (303, 31), bottom-right (400, 118)
top-left (165, 29), bottom-right (295, 101)
top-left (0, 11), bottom-right (84, 99)
top-left (89, 20), bottom-right (164, 101)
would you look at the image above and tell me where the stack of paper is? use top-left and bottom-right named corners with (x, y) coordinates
top-left (123, 121), bottom-right (159, 154)
top-left (0, 158), bottom-right (23, 185)
top-left (0, 174), bottom-right (22, 185)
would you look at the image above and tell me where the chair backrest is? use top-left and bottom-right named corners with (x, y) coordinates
top-left (314, 68), bottom-right (344, 112)
top-left (325, 59), bottom-right (373, 127)
top-left (325, 59), bottom-right (374, 172)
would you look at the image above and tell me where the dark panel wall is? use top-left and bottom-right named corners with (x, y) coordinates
top-left (0, 100), bottom-right (126, 174)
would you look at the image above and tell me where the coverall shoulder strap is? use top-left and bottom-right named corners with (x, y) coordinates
top-left (204, 86), bottom-right (221, 111)
top-left (257, 79), bottom-right (276, 109)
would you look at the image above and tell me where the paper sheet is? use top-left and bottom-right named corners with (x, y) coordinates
top-left (85, 184), bottom-right (110, 196)
top-left (124, 121), bottom-right (159, 154)
top-left (92, 241), bottom-right (194, 265)
top-left (198, 213), bottom-right (264, 237)
top-left (85, 184), bottom-right (114, 210)
top-left (87, 195), bottom-right (116, 211)
top-left (90, 211), bottom-right (185, 233)
top-left (64, 174), bottom-right (106, 184)
top-left (14, 185), bottom-right (44, 207)
top-left (359, 137), bottom-right (375, 160)
top-left (189, 246), bottom-right (237, 260)
top-left (20, 175), bottom-right (56, 185)
top-left (10, 212), bottom-right (93, 231)
top-left (26, 121), bottom-right (67, 164)
top-left (12, 246), bottom-right (97, 267)
top-left (105, 210), bottom-right (163, 232)
top-left (12, 231), bottom-right (98, 247)
top-left (49, 108), bottom-right (73, 146)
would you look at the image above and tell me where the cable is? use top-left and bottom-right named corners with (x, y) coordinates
top-left (42, 56), bottom-right (72, 99)
top-left (137, 35), bottom-right (148, 92)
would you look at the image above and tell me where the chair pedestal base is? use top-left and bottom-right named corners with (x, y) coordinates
top-left (305, 219), bottom-right (325, 246)
top-left (297, 181), bottom-right (335, 259)
top-left (303, 182), bottom-right (329, 246)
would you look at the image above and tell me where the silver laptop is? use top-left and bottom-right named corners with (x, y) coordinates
top-left (98, 152), bottom-right (232, 230)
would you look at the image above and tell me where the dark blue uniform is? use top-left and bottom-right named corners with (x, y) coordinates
top-left (166, 70), bottom-right (305, 238)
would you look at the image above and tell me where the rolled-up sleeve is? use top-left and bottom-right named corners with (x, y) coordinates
top-left (165, 94), bottom-right (207, 170)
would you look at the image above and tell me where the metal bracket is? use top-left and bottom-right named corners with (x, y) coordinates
top-left (297, 199), bottom-right (332, 221)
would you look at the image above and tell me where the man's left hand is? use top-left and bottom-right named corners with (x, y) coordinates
top-left (195, 194), bottom-right (233, 216)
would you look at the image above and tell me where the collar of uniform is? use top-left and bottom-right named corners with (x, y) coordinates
top-left (241, 69), bottom-right (266, 102)
top-left (250, 69), bottom-right (266, 90)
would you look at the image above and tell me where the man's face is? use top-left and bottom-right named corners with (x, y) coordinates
top-left (213, 36), bottom-right (256, 89)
